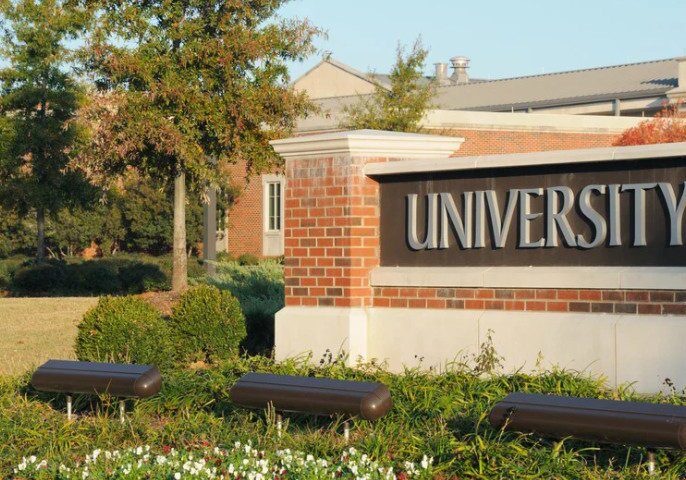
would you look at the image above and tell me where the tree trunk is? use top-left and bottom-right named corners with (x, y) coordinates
top-left (172, 169), bottom-right (188, 292)
top-left (36, 207), bottom-right (46, 261)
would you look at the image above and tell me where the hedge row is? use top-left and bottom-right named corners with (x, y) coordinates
top-left (1, 254), bottom-right (206, 295)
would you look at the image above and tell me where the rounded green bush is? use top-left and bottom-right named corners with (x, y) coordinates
top-left (75, 296), bottom-right (176, 369)
top-left (169, 285), bottom-right (246, 363)
top-left (12, 261), bottom-right (67, 294)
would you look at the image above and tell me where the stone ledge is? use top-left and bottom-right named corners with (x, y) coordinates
top-left (370, 266), bottom-right (686, 290)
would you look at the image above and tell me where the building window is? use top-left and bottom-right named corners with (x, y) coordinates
top-left (267, 181), bottom-right (282, 231)
top-left (262, 174), bottom-right (285, 256)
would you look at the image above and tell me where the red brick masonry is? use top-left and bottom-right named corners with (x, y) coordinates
top-left (372, 287), bottom-right (686, 315)
top-left (284, 155), bottom-right (380, 308)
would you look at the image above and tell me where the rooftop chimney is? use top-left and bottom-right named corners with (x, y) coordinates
top-left (434, 62), bottom-right (450, 86)
top-left (450, 56), bottom-right (469, 85)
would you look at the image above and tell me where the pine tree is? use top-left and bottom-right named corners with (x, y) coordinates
top-left (0, 0), bottom-right (90, 260)
top-left (341, 39), bottom-right (435, 133)
top-left (81, 0), bottom-right (319, 291)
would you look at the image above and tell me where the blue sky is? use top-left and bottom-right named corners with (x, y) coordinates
top-left (278, 0), bottom-right (686, 81)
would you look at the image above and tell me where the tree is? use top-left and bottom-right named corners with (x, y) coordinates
top-left (613, 101), bottom-right (686, 146)
top-left (0, 0), bottom-right (90, 260)
top-left (80, 0), bottom-right (319, 291)
top-left (341, 39), bottom-right (435, 133)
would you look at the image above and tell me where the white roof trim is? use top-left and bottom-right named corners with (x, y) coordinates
top-left (270, 129), bottom-right (464, 160)
top-left (365, 141), bottom-right (686, 176)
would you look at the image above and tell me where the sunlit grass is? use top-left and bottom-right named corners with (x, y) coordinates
top-left (0, 297), bottom-right (97, 375)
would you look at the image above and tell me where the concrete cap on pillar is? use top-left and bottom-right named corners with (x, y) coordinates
top-left (270, 129), bottom-right (464, 160)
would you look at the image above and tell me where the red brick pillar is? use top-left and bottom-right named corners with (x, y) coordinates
top-left (270, 130), bottom-right (463, 363)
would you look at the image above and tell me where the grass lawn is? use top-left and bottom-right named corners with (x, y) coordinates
top-left (0, 297), bottom-right (97, 376)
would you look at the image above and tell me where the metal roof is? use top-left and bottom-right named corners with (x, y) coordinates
top-left (309, 57), bottom-right (680, 112)
top-left (433, 58), bottom-right (679, 111)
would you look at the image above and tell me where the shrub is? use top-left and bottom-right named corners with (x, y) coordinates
top-left (205, 260), bottom-right (284, 354)
top-left (115, 260), bottom-right (169, 293)
top-left (8, 255), bottom-right (171, 295)
top-left (236, 253), bottom-right (260, 266)
top-left (0, 255), bottom-right (29, 290)
top-left (169, 285), bottom-right (246, 363)
top-left (75, 296), bottom-right (176, 369)
top-left (67, 261), bottom-right (122, 294)
top-left (12, 260), bottom-right (67, 294)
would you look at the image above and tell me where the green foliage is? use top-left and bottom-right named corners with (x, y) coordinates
top-left (0, 0), bottom-right (92, 259)
top-left (236, 253), bottom-right (260, 266)
top-left (0, 205), bottom-right (33, 258)
top-left (205, 260), bottom-right (284, 354)
top-left (118, 174), bottom-right (206, 255)
top-left (49, 199), bottom-right (126, 257)
top-left (169, 285), bottom-right (246, 363)
top-left (7, 255), bottom-right (169, 295)
top-left (79, 0), bottom-right (321, 290)
top-left (0, 255), bottom-right (26, 289)
top-left (341, 39), bottom-right (435, 133)
top-left (0, 173), bottom-right (228, 259)
top-left (2, 357), bottom-right (686, 477)
top-left (82, 0), bottom-right (320, 182)
top-left (75, 296), bottom-right (176, 369)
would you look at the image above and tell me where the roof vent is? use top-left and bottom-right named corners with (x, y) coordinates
top-left (450, 56), bottom-right (469, 85)
top-left (434, 63), bottom-right (450, 86)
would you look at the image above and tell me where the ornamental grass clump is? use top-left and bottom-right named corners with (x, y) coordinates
top-left (75, 296), bottom-right (176, 370)
top-left (205, 259), bottom-right (283, 354)
top-left (169, 285), bottom-right (246, 363)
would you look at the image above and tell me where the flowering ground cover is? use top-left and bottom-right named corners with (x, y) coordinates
top-left (2, 356), bottom-right (686, 479)
top-left (13, 444), bottom-right (433, 479)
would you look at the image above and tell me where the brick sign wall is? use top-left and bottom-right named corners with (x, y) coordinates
top-left (271, 130), bottom-right (686, 393)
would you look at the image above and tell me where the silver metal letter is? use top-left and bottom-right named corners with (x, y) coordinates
top-left (439, 192), bottom-right (473, 249)
top-left (406, 194), bottom-right (439, 250)
top-left (545, 186), bottom-right (577, 247)
top-left (576, 184), bottom-right (607, 249)
top-left (658, 182), bottom-right (686, 246)
top-left (518, 188), bottom-right (545, 248)
top-left (474, 191), bottom-right (486, 248)
top-left (486, 189), bottom-right (518, 248)
top-left (608, 184), bottom-right (622, 246)
top-left (621, 183), bottom-right (657, 247)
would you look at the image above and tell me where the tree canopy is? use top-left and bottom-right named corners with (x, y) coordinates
top-left (340, 39), bottom-right (435, 133)
top-left (79, 0), bottom-right (320, 289)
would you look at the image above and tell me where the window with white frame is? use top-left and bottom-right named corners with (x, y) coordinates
top-left (262, 175), bottom-right (285, 256)
top-left (267, 181), bottom-right (282, 231)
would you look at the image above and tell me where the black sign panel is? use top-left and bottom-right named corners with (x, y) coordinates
top-left (378, 157), bottom-right (686, 267)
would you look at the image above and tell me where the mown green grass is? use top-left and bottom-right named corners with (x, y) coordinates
top-left (2, 356), bottom-right (686, 478)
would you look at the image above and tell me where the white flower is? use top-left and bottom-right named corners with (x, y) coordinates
top-left (174, 473), bottom-right (181, 480)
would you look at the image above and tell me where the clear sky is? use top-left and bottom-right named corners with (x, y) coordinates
top-left (278, 0), bottom-right (686, 81)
